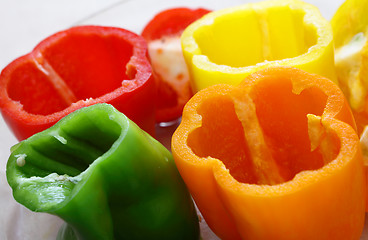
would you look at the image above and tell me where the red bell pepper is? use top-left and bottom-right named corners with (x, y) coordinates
top-left (142, 7), bottom-right (210, 123)
top-left (0, 25), bottom-right (156, 141)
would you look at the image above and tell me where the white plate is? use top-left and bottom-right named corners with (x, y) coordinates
top-left (1, 0), bottom-right (367, 239)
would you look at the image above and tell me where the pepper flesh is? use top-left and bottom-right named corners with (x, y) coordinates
top-left (0, 26), bottom-right (156, 140)
top-left (331, 0), bottom-right (368, 135)
top-left (181, 0), bottom-right (336, 92)
top-left (142, 8), bottom-right (210, 122)
top-left (172, 67), bottom-right (365, 240)
top-left (6, 103), bottom-right (199, 240)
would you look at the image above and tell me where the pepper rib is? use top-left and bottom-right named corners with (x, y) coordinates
top-left (256, 9), bottom-right (273, 61)
top-left (32, 52), bottom-right (78, 106)
top-left (231, 91), bottom-right (284, 185)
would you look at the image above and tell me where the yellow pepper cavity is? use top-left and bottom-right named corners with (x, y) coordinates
top-left (181, 0), bottom-right (336, 92)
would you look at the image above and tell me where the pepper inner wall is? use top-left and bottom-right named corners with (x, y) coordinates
top-left (187, 79), bottom-right (340, 185)
top-left (7, 33), bottom-right (134, 116)
top-left (21, 109), bottom-right (121, 178)
top-left (193, 6), bottom-right (317, 68)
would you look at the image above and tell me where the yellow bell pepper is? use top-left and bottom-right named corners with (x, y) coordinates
top-left (331, 0), bottom-right (368, 134)
top-left (181, 0), bottom-right (336, 92)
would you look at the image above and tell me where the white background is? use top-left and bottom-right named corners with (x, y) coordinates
top-left (1, 0), bottom-right (362, 239)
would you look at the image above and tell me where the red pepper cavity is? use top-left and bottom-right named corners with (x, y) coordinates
top-left (0, 26), bottom-right (156, 140)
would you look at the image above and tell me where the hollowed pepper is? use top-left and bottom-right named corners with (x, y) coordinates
top-left (331, 0), bottom-right (368, 134)
top-left (0, 25), bottom-right (156, 140)
top-left (6, 103), bottom-right (199, 240)
top-left (172, 67), bottom-right (365, 240)
top-left (142, 7), bottom-right (210, 122)
top-left (181, 0), bottom-right (336, 92)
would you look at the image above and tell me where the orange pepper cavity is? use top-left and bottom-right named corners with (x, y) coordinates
top-left (172, 66), bottom-right (365, 240)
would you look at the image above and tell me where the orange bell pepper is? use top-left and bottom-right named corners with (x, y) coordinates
top-left (172, 67), bottom-right (365, 240)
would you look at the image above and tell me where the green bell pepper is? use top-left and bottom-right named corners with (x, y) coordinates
top-left (6, 103), bottom-right (199, 240)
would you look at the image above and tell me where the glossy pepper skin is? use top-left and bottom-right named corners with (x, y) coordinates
top-left (181, 0), bottom-right (336, 93)
top-left (0, 25), bottom-right (156, 140)
top-left (142, 8), bottom-right (210, 123)
top-left (7, 103), bottom-right (199, 240)
top-left (172, 67), bottom-right (365, 240)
